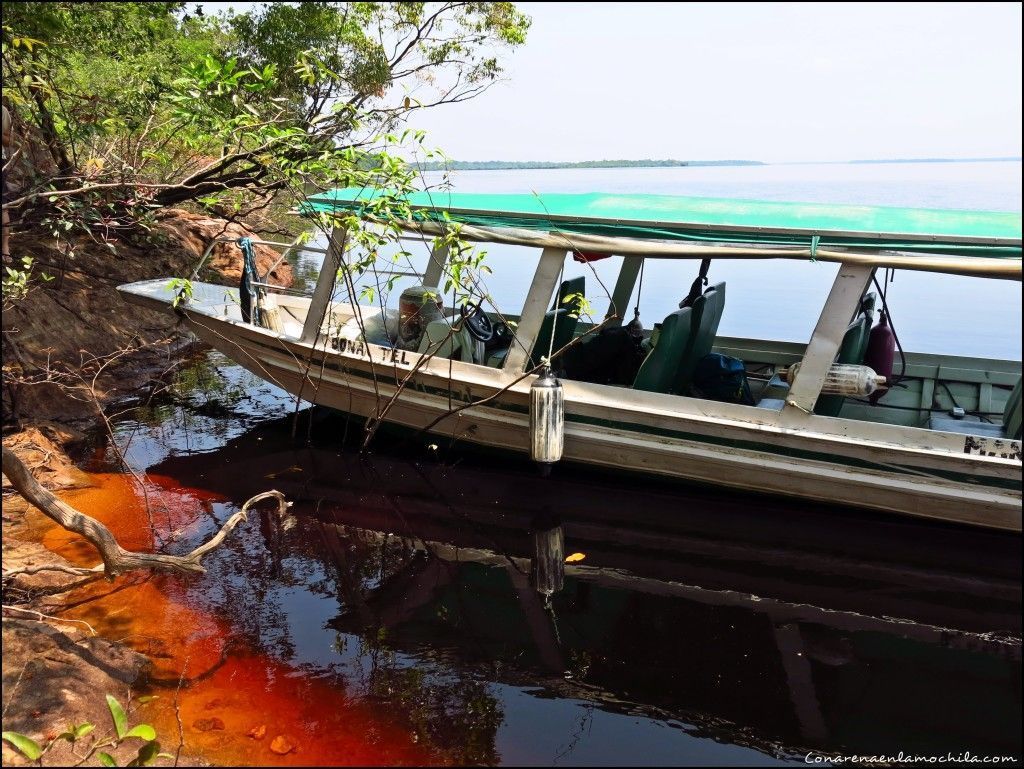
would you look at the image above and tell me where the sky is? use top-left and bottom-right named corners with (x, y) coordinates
top-left (412, 2), bottom-right (1022, 163)
top-left (198, 2), bottom-right (1022, 163)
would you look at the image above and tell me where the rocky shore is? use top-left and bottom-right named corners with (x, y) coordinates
top-left (2, 210), bottom-right (293, 766)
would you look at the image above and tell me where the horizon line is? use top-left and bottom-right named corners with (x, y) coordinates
top-left (416, 156), bottom-right (1022, 166)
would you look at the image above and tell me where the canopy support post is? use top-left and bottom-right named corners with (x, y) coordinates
top-left (301, 227), bottom-right (347, 343)
top-left (505, 247), bottom-right (566, 373)
top-left (422, 242), bottom-right (449, 290)
top-left (605, 256), bottom-right (643, 326)
top-left (783, 262), bottom-right (874, 416)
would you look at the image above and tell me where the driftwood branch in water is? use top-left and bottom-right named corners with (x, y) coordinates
top-left (2, 446), bottom-right (289, 578)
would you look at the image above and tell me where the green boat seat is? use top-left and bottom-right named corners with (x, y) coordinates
top-left (931, 376), bottom-right (1023, 438)
top-left (674, 282), bottom-right (726, 395)
top-left (487, 347), bottom-right (509, 368)
top-left (530, 308), bottom-right (572, 366)
top-left (633, 307), bottom-right (696, 393)
top-left (633, 282), bottom-right (726, 396)
top-left (419, 318), bottom-right (475, 362)
top-left (531, 276), bottom-right (586, 367)
top-left (1003, 376), bottom-right (1022, 439)
top-left (558, 275), bottom-right (586, 311)
top-left (815, 292), bottom-right (876, 417)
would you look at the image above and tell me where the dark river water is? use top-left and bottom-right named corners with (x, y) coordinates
top-left (48, 347), bottom-right (1018, 766)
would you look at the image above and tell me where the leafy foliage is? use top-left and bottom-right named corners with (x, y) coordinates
top-left (1, 2), bottom-right (529, 308)
top-left (3, 255), bottom-right (54, 309)
top-left (1, 693), bottom-right (167, 766)
top-left (2, 2), bottom-right (529, 196)
top-left (227, 2), bottom-right (530, 115)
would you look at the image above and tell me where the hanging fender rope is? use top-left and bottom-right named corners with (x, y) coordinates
top-left (237, 236), bottom-right (260, 324)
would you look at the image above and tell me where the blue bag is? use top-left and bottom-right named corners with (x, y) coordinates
top-left (692, 353), bottom-right (755, 405)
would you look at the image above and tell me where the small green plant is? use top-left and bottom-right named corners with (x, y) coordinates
top-left (2, 256), bottom-right (54, 308)
top-left (167, 277), bottom-right (193, 308)
top-left (561, 291), bottom-right (592, 320)
top-left (2, 693), bottom-right (170, 766)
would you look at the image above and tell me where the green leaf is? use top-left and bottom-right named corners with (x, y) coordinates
top-left (129, 740), bottom-right (160, 767)
top-left (135, 696), bottom-right (159, 704)
top-left (58, 721), bottom-right (96, 742)
top-left (124, 724), bottom-right (157, 742)
top-left (2, 732), bottom-right (42, 760)
top-left (106, 694), bottom-right (128, 739)
top-left (98, 751), bottom-right (118, 766)
top-left (75, 723), bottom-right (96, 739)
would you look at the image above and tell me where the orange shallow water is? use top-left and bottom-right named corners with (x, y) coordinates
top-left (42, 472), bottom-right (436, 766)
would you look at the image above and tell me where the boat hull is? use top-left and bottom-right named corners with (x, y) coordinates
top-left (118, 279), bottom-right (1023, 532)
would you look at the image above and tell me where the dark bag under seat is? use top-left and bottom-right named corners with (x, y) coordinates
top-left (692, 353), bottom-right (755, 405)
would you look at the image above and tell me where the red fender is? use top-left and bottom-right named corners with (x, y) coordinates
top-left (864, 312), bottom-right (896, 405)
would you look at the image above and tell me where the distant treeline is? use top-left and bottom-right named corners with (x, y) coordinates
top-left (416, 157), bottom-right (1021, 171)
top-left (416, 159), bottom-right (765, 171)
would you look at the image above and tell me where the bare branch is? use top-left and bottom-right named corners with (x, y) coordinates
top-left (2, 446), bottom-right (290, 577)
top-left (3, 563), bottom-right (103, 579)
top-left (2, 604), bottom-right (97, 635)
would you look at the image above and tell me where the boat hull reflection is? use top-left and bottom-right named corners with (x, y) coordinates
top-left (152, 415), bottom-right (1022, 759)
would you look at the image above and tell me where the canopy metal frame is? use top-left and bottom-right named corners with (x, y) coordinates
top-left (298, 200), bottom-right (1016, 415)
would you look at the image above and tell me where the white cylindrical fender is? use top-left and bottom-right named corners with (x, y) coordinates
top-left (259, 292), bottom-right (283, 334)
top-left (786, 362), bottom-right (887, 396)
top-left (529, 366), bottom-right (564, 470)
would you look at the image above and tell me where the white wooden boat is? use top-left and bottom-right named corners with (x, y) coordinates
top-left (118, 191), bottom-right (1022, 531)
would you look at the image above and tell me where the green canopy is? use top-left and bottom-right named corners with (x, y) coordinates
top-left (302, 189), bottom-right (1022, 258)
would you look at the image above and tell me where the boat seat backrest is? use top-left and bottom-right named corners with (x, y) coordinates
top-left (419, 319), bottom-right (475, 362)
top-left (632, 307), bottom-right (695, 393)
top-left (530, 308), bottom-right (572, 366)
top-left (554, 275), bottom-right (586, 313)
top-left (858, 292), bottom-right (877, 327)
top-left (838, 293), bottom-right (876, 366)
top-left (530, 277), bottom-right (586, 367)
top-left (815, 298), bottom-right (875, 417)
top-left (1003, 376), bottom-right (1022, 439)
top-left (674, 282), bottom-right (726, 394)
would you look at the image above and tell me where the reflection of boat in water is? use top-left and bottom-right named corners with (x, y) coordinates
top-left (119, 191), bottom-right (1023, 530)
top-left (152, 417), bottom-right (1022, 758)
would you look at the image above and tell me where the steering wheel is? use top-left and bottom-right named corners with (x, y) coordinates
top-left (460, 301), bottom-right (495, 343)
